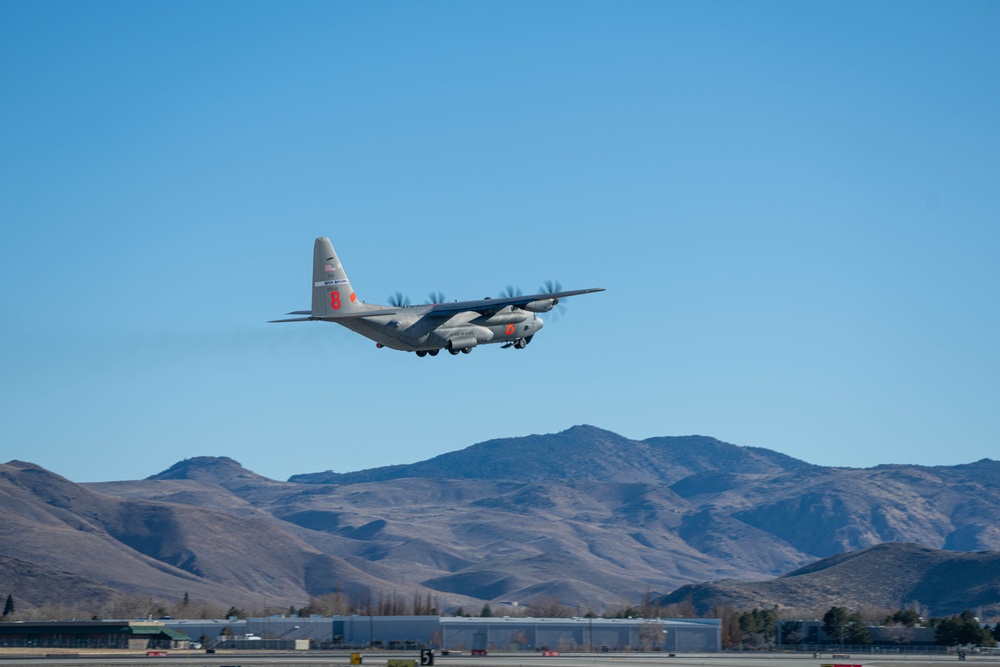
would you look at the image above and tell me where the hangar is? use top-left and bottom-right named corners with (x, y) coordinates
top-left (166, 615), bottom-right (721, 652)
top-left (0, 621), bottom-right (190, 650)
top-left (440, 616), bottom-right (721, 652)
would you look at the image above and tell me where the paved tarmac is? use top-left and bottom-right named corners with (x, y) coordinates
top-left (0, 651), bottom-right (998, 667)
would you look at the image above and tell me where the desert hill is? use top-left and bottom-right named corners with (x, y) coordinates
top-left (0, 460), bottom-right (389, 610)
top-left (3, 426), bottom-right (1000, 615)
top-left (656, 542), bottom-right (1000, 618)
top-left (289, 426), bottom-right (811, 485)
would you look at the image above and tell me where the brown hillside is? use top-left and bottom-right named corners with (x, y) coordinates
top-left (3, 427), bottom-right (999, 613)
top-left (657, 543), bottom-right (1000, 617)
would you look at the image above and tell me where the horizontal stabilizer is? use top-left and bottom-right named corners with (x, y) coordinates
top-left (268, 308), bottom-right (400, 324)
top-left (326, 308), bottom-right (400, 319)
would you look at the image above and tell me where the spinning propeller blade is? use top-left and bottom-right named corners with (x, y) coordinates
top-left (388, 292), bottom-right (411, 308)
top-left (539, 280), bottom-right (568, 320)
top-left (541, 279), bottom-right (562, 294)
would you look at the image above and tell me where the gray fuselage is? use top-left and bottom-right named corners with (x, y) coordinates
top-left (340, 303), bottom-right (544, 352)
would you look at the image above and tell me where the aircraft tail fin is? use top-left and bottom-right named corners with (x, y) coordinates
top-left (311, 237), bottom-right (361, 317)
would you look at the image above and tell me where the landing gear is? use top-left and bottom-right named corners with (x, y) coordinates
top-left (416, 350), bottom-right (427, 357)
top-left (428, 349), bottom-right (439, 356)
top-left (461, 347), bottom-right (472, 354)
top-left (448, 348), bottom-right (460, 355)
top-left (504, 336), bottom-right (533, 350)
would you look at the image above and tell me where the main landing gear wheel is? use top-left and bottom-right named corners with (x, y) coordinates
top-left (428, 349), bottom-right (439, 356)
top-left (416, 350), bottom-right (427, 357)
top-left (461, 347), bottom-right (472, 354)
top-left (511, 335), bottom-right (533, 349)
top-left (448, 348), bottom-right (460, 355)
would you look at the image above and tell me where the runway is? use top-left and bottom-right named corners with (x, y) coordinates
top-left (0, 651), bottom-right (998, 667)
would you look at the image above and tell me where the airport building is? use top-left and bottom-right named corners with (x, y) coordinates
top-left (164, 615), bottom-right (722, 652)
top-left (789, 620), bottom-right (938, 647)
top-left (440, 616), bottom-right (721, 652)
top-left (0, 621), bottom-right (189, 650)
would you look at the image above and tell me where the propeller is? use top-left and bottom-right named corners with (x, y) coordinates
top-left (388, 292), bottom-right (411, 308)
top-left (500, 285), bottom-right (524, 298)
top-left (539, 279), bottom-right (568, 320)
top-left (426, 291), bottom-right (447, 304)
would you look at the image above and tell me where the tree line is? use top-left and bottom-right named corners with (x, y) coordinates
top-left (717, 604), bottom-right (1000, 649)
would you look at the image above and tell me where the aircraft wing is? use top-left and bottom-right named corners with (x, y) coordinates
top-left (424, 287), bottom-right (605, 317)
top-left (269, 288), bottom-right (603, 322)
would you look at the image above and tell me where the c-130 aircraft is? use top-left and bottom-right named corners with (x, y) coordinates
top-left (270, 237), bottom-right (604, 356)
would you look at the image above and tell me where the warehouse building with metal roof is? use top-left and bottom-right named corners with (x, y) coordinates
top-left (164, 615), bottom-right (721, 652)
top-left (0, 621), bottom-right (189, 650)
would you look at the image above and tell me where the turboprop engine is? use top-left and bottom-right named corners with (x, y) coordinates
top-left (437, 324), bottom-right (494, 351)
top-left (474, 309), bottom-right (531, 326)
top-left (523, 298), bottom-right (557, 313)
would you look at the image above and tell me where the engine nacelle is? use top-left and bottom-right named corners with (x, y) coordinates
top-left (523, 298), bottom-right (557, 313)
top-left (474, 310), bottom-right (530, 326)
top-left (447, 334), bottom-right (478, 350)
top-left (440, 324), bottom-right (493, 350)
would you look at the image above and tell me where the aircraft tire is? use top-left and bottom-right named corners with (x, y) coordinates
top-left (461, 347), bottom-right (472, 354)
top-left (449, 348), bottom-right (460, 355)
top-left (416, 350), bottom-right (427, 357)
top-left (428, 349), bottom-right (439, 356)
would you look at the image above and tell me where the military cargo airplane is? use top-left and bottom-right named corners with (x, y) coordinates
top-left (270, 237), bottom-right (605, 356)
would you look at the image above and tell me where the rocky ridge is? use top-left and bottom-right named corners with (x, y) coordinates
top-left (2, 426), bottom-right (998, 615)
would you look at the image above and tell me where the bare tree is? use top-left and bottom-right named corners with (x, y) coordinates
top-left (885, 623), bottom-right (914, 645)
top-left (300, 591), bottom-right (353, 616)
top-left (526, 597), bottom-right (574, 617)
top-left (661, 595), bottom-right (695, 618)
top-left (411, 590), bottom-right (437, 615)
top-left (638, 621), bottom-right (666, 651)
top-left (858, 604), bottom-right (894, 625)
top-left (712, 605), bottom-right (743, 649)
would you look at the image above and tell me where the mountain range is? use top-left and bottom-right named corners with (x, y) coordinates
top-left (2, 425), bottom-right (998, 616)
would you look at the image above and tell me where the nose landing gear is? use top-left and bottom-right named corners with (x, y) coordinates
top-left (502, 336), bottom-right (533, 350)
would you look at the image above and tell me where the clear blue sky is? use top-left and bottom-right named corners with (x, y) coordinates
top-left (2, 1), bottom-right (998, 483)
